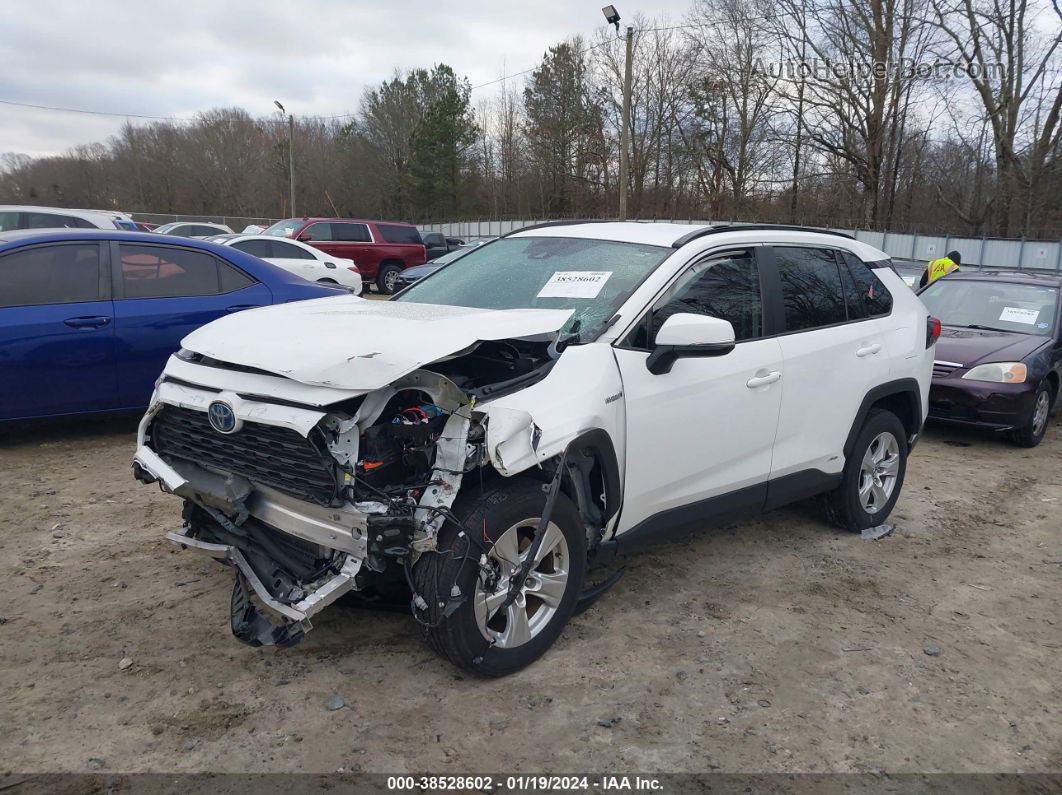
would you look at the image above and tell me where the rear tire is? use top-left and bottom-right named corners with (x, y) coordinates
top-left (376, 263), bottom-right (403, 294)
top-left (1009, 381), bottom-right (1052, 448)
top-left (412, 479), bottom-right (586, 676)
top-left (821, 409), bottom-right (908, 532)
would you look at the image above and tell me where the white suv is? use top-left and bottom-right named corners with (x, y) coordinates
top-left (133, 222), bottom-right (937, 675)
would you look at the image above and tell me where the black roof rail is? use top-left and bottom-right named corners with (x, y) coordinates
top-left (672, 224), bottom-right (856, 249)
top-left (501, 219), bottom-right (619, 237)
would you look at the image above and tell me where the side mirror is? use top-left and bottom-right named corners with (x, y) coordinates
top-left (646, 313), bottom-right (736, 375)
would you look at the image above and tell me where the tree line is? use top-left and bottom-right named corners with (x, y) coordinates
top-left (1, 0), bottom-right (1059, 238)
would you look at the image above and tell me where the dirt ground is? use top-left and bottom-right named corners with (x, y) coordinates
top-left (0, 412), bottom-right (1059, 776)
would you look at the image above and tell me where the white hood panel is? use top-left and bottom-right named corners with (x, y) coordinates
top-left (181, 296), bottom-right (573, 391)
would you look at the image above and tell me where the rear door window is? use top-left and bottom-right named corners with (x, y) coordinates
top-left (231, 239), bottom-right (273, 259)
top-left (0, 243), bottom-right (102, 306)
top-left (377, 224), bottom-right (422, 244)
top-left (118, 244), bottom-right (220, 299)
top-left (775, 246), bottom-right (848, 331)
top-left (0, 212), bottom-right (19, 231)
top-left (270, 240), bottom-right (316, 259)
top-left (332, 223), bottom-right (372, 243)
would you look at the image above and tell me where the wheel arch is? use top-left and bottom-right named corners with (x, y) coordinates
top-left (560, 428), bottom-right (622, 526)
top-left (843, 379), bottom-right (922, 459)
top-left (490, 428), bottom-right (622, 542)
top-left (1045, 368), bottom-right (1060, 401)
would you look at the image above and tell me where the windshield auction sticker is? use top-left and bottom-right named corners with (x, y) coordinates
top-left (537, 271), bottom-right (612, 299)
top-left (999, 307), bottom-right (1039, 324)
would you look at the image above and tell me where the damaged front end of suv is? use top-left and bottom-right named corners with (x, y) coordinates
top-left (133, 296), bottom-right (624, 673)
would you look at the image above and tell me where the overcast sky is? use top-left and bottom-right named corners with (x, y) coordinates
top-left (0, 0), bottom-right (688, 158)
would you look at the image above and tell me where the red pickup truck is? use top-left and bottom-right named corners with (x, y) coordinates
top-left (262, 218), bottom-right (427, 294)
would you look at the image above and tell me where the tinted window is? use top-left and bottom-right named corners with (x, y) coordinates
top-left (232, 239), bottom-right (273, 258)
top-left (302, 222), bottom-right (333, 242)
top-left (332, 223), bottom-right (372, 243)
top-left (631, 250), bottom-right (761, 348)
top-left (119, 244), bottom-right (219, 299)
top-left (23, 212), bottom-right (93, 229)
top-left (190, 225), bottom-right (221, 236)
top-left (776, 246), bottom-right (848, 331)
top-left (377, 224), bottom-right (422, 245)
top-left (423, 232), bottom-right (445, 246)
top-left (0, 212), bottom-right (18, 231)
top-left (0, 244), bottom-right (101, 307)
top-left (842, 252), bottom-right (893, 317)
top-left (270, 240), bottom-right (315, 260)
top-left (219, 261), bottom-right (255, 292)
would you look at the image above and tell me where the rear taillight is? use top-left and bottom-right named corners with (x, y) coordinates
top-left (348, 265), bottom-right (360, 273)
top-left (926, 316), bottom-right (941, 347)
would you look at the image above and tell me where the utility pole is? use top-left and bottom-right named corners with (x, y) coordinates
top-left (275, 100), bottom-right (296, 216)
top-left (619, 25), bottom-right (634, 221)
top-left (602, 7), bottom-right (634, 221)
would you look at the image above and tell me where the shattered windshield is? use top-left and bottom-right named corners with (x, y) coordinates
top-left (394, 236), bottom-right (671, 343)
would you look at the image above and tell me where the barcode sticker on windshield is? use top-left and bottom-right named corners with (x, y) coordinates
top-left (999, 307), bottom-right (1039, 324)
top-left (537, 271), bottom-right (612, 299)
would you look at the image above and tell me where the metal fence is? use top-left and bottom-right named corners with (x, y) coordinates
top-left (132, 213), bottom-right (281, 230)
top-left (421, 218), bottom-right (1062, 271)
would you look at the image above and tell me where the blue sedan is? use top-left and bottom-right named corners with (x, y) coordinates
top-left (0, 229), bottom-right (341, 422)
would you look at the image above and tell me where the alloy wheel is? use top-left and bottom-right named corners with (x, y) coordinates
top-left (474, 519), bottom-right (570, 649)
top-left (1032, 389), bottom-right (1051, 437)
top-left (858, 431), bottom-right (900, 514)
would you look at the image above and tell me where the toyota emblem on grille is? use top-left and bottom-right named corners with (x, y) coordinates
top-left (207, 401), bottom-right (238, 434)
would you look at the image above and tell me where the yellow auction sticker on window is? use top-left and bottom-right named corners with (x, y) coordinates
top-left (537, 271), bottom-right (613, 299)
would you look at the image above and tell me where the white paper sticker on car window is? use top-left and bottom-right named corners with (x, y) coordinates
top-left (537, 271), bottom-right (612, 298)
top-left (999, 306), bottom-right (1039, 324)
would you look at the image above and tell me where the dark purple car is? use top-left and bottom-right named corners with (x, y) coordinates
top-left (918, 271), bottom-right (1062, 446)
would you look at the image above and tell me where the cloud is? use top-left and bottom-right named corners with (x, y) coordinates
top-left (0, 0), bottom-right (683, 157)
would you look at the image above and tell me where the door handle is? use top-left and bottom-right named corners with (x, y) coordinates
top-left (225, 304), bottom-right (262, 313)
top-left (746, 370), bottom-right (781, 388)
top-left (64, 315), bottom-right (111, 329)
top-left (856, 343), bottom-right (882, 357)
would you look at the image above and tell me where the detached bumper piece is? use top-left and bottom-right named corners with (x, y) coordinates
top-left (165, 523), bottom-right (361, 648)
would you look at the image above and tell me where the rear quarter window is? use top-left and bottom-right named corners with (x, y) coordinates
top-left (842, 252), bottom-right (893, 317)
top-left (377, 224), bottom-right (423, 245)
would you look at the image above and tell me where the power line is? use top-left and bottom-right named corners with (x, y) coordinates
top-left (0, 12), bottom-right (801, 123)
top-left (0, 98), bottom-right (357, 124)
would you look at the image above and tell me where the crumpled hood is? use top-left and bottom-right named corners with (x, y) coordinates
top-left (180, 295), bottom-right (573, 390)
top-left (936, 326), bottom-right (1049, 367)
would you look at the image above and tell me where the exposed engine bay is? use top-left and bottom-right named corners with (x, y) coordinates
top-left (133, 332), bottom-right (614, 650)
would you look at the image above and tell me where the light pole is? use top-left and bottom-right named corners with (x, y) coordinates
top-left (602, 6), bottom-right (633, 221)
top-left (274, 100), bottom-right (295, 217)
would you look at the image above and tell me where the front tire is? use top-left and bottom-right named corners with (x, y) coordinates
top-left (412, 479), bottom-right (586, 676)
top-left (1009, 381), bottom-right (1052, 448)
top-left (821, 409), bottom-right (908, 532)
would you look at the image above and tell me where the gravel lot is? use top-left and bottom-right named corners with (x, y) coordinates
top-left (1, 413), bottom-right (1059, 776)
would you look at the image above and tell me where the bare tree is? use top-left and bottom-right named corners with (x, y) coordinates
top-left (929, 0), bottom-right (1062, 235)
